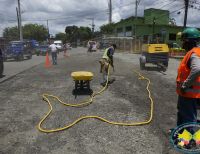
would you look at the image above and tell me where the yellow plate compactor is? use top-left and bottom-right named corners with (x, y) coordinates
top-left (71, 71), bottom-right (94, 91)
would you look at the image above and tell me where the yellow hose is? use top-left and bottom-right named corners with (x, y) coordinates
top-left (37, 66), bottom-right (154, 133)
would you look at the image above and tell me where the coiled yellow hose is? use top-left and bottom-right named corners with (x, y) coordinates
top-left (37, 66), bottom-right (153, 133)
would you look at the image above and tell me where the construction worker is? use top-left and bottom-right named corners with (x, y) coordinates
top-left (176, 28), bottom-right (200, 128)
top-left (99, 44), bottom-right (116, 86)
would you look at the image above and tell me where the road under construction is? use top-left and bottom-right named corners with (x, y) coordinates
top-left (0, 47), bottom-right (183, 154)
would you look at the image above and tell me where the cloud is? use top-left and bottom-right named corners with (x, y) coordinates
top-left (0, 0), bottom-right (199, 37)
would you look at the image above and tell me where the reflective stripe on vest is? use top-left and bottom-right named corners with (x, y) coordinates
top-left (102, 48), bottom-right (110, 60)
top-left (176, 47), bottom-right (200, 98)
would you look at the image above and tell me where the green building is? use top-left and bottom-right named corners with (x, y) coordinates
top-left (114, 8), bottom-right (184, 44)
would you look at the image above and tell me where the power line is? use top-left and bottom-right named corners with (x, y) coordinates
top-left (148, 0), bottom-right (172, 7)
top-left (149, 0), bottom-right (174, 8)
top-left (7, 2), bottom-right (137, 23)
top-left (159, 0), bottom-right (178, 9)
top-left (144, 6), bottom-right (185, 24)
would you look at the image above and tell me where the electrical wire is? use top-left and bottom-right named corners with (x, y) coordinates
top-left (159, 0), bottom-right (178, 9)
top-left (142, 6), bottom-right (185, 24)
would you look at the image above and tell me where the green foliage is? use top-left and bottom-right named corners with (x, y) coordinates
top-left (3, 24), bottom-right (48, 41)
top-left (23, 24), bottom-right (48, 41)
top-left (78, 26), bottom-right (92, 41)
top-left (100, 23), bottom-right (115, 34)
top-left (55, 33), bottom-right (67, 43)
top-left (3, 26), bottom-right (19, 40)
top-left (65, 25), bottom-right (92, 42)
top-left (93, 31), bottom-right (101, 38)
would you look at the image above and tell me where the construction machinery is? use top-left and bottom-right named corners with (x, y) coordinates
top-left (168, 42), bottom-right (185, 57)
top-left (139, 35), bottom-right (169, 71)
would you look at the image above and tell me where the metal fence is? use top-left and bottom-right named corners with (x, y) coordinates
top-left (96, 37), bottom-right (143, 53)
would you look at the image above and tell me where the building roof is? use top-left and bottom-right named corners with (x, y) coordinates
top-left (144, 8), bottom-right (169, 12)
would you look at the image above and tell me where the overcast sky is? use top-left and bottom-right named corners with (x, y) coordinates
top-left (0, 0), bottom-right (199, 37)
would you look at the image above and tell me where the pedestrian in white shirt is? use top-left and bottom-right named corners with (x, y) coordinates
top-left (49, 42), bottom-right (58, 65)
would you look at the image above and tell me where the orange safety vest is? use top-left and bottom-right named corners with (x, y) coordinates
top-left (176, 47), bottom-right (200, 98)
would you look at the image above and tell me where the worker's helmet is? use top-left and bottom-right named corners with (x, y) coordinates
top-left (182, 27), bottom-right (200, 40)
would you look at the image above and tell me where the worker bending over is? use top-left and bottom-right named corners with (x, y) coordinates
top-left (99, 44), bottom-right (116, 86)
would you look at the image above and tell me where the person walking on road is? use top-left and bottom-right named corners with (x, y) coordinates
top-left (176, 28), bottom-right (200, 128)
top-left (49, 41), bottom-right (58, 65)
top-left (99, 44), bottom-right (116, 86)
top-left (63, 42), bottom-right (68, 57)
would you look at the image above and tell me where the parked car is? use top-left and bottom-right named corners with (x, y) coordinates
top-left (0, 48), bottom-right (4, 76)
top-left (29, 39), bottom-right (39, 54)
top-left (4, 41), bottom-right (32, 61)
top-left (35, 45), bottom-right (49, 56)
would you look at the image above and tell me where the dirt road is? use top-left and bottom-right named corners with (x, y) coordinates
top-left (0, 48), bottom-right (180, 154)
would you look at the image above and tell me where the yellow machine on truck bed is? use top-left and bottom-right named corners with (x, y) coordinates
top-left (139, 36), bottom-right (169, 71)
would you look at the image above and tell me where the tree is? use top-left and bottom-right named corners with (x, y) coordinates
top-left (78, 26), bottom-right (92, 41)
top-left (23, 24), bottom-right (48, 41)
top-left (100, 23), bottom-right (115, 34)
top-left (65, 25), bottom-right (78, 42)
top-left (55, 33), bottom-right (67, 43)
top-left (3, 26), bottom-right (19, 40)
top-left (169, 18), bottom-right (176, 26)
top-left (65, 25), bottom-right (92, 42)
top-left (93, 31), bottom-right (102, 38)
top-left (3, 24), bottom-right (48, 41)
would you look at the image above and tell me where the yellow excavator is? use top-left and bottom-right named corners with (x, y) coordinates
top-left (139, 34), bottom-right (169, 71)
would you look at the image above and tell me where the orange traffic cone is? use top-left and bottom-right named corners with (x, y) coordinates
top-left (45, 52), bottom-right (51, 68)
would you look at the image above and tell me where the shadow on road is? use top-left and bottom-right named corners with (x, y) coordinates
top-left (0, 75), bottom-right (5, 78)
top-left (142, 66), bottom-right (167, 75)
top-left (144, 66), bottom-right (166, 72)
top-left (72, 89), bottom-right (93, 99)
top-left (4, 58), bottom-right (31, 62)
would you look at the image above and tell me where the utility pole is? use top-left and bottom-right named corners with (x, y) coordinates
top-left (109, 0), bottom-right (112, 24)
top-left (134, 0), bottom-right (138, 37)
top-left (87, 18), bottom-right (95, 37)
top-left (17, 0), bottom-right (23, 41)
top-left (134, 0), bottom-right (140, 52)
top-left (47, 20), bottom-right (49, 40)
top-left (16, 7), bottom-right (20, 39)
top-left (135, 0), bottom-right (138, 21)
top-left (92, 18), bottom-right (95, 36)
top-left (183, 0), bottom-right (189, 28)
top-left (134, 0), bottom-right (140, 36)
top-left (153, 17), bottom-right (156, 34)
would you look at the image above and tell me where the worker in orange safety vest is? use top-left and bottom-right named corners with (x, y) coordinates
top-left (176, 28), bottom-right (200, 127)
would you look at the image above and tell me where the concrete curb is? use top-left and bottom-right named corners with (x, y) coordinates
top-left (0, 54), bottom-right (66, 84)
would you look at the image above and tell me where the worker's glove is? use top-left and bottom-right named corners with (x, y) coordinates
top-left (180, 85), bottom-right (187, 94)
